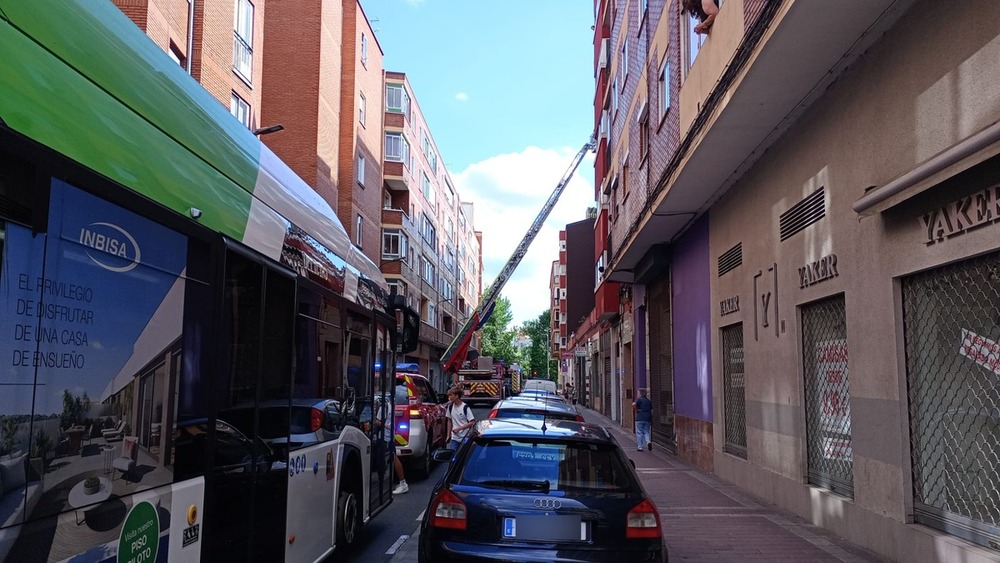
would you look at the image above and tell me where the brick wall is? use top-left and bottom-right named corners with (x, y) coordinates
top-left (261, 0), bottom-right (326, 192)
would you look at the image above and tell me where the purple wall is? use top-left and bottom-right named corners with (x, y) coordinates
top-left (671, 215), bottom-right (712, 421)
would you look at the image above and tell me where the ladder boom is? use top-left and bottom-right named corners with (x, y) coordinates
top-left (441, 136), bottom-right (596, 372)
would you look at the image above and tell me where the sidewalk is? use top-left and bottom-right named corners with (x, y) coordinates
top-left (390, 407), bottom-right (890, 562)
top-left (580, 406), bottom-right (889, 562)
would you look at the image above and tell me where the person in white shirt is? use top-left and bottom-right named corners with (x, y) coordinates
top-left (445, 386), bottom-right (475, 450)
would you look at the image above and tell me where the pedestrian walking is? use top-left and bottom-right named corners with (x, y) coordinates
top-left (392, 454), bottom-right (408, 494)
top-left (633, 388), bottom-right (653, 451)
top-left (445, 386), bottom-right (475, 450)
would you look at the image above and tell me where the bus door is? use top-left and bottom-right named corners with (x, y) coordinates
top-left (368, 320), bottom-right (395, 514)
top-left (205, 248), bottom-right (295, 562)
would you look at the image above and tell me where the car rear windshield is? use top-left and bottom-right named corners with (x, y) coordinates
top-left (459, 438), bottom-right (636, 492)
top-left (495, 408), bottom-right (577, 421)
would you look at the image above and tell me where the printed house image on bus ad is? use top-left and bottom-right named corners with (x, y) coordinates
top-left (1, 180), bottom-right (197, 562)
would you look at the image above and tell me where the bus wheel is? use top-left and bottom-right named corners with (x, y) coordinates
top-left (337, 489), bottom-right (359, 546)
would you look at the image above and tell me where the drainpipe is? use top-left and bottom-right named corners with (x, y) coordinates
top-left (186, 0), bottom-right (195, 74)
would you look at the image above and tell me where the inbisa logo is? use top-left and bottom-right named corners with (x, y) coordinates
top-left (79, 222), bottom-right (141, 272)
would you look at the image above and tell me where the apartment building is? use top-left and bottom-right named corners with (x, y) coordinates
top-left (595, 0), bottom-right (1000, 560)
top-left (381, 72), bottom-right (481, 392)
top-left (112, 0), bottom-right (264, 130)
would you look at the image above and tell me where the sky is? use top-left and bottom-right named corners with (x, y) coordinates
top-left (363, 0), bottom-right (597, 328)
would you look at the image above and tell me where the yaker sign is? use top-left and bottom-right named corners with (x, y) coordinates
top-left (921, 184), bottom-right (1000, 245)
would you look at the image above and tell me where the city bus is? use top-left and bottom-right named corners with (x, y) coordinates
top-left (0, 1), bottom-right (418, 561)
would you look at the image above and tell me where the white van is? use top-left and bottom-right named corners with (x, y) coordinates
top-left (521, 378), bottom-right (558, 394)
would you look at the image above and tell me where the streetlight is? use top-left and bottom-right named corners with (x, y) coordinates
top-left (253, 124), bottom-right (284, 136)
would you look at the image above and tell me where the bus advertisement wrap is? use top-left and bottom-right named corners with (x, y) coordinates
top-left (0, 180), bottom-right (190, 562)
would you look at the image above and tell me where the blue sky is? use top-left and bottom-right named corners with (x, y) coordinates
top-left (364, 0), bottom-right (597, 327)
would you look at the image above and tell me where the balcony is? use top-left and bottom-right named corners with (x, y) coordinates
top-left (383, 160), bottom-right (408, 191)
top-left (232, 31), bottom-right (252, 84)
top-left (595, 280), bottom-right (621, 322)
top-left (609, 0), bottom-right (918, 279)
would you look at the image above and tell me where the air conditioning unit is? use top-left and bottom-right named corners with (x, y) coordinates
top-left (599, 110), bottom-right (609, 140)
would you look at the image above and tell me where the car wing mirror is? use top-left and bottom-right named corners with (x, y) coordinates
top-left (629, 458), bottom-right (636, 469)
top-left (432, 448), bottom-right (455, 463)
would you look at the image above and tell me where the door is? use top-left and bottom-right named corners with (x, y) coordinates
top-left (203, 248), bottom-right (295, 562)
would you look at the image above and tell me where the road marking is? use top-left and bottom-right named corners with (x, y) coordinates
top-left (416, 509), bottom-right (425, 521)
top-left (385, 534), bottom-right (409, 555)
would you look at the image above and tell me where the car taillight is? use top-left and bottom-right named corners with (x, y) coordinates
top-left (575, 414), bottom-right (585, 422)
top-left (310, 407), bottom-right (323, 433)
top-left (626, 499), bottom-right (661, 539)
top-left (429, 488), bottom-right (467, 530)
top-left (487, 410), bottom-right (499, 419)
top-left (409, 408), bottom-right (421, 417)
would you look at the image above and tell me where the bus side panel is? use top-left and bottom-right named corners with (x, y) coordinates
top-left (167, 476), bottom-right (205, 562)
top-left (284, 443), bottom-right (338, 563)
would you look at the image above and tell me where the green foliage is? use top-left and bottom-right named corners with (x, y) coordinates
top-left (479, 294), bottom-right (519, 363)
top-left (522, 310), bottom-right (557, 379)
top-left (0, 417), bottom-right (16, 456)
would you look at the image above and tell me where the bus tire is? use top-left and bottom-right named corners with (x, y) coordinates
top-left (337, 488), bottom-right (360, 547)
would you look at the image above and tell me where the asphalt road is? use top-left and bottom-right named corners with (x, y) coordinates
top-left (332, 405), bottom-right (491, 563)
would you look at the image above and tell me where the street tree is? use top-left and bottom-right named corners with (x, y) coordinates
top-left (522, 310), bottom-right (557, 379)
top-left (479, 294), bottom-right (519, 364)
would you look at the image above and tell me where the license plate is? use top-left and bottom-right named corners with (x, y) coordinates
top-left (502, 515), bottom-right (585, 541)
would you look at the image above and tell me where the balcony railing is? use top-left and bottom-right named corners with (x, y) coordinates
top-left (233, 31), bottom-right (253, 83)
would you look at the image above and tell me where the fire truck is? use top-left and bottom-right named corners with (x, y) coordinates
top-left (456, 357), bottom-right (506, 406)
top-left (440, 138), bottom-right (595, 383)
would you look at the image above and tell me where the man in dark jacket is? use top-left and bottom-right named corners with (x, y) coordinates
top-left (633, 388), bottom-right (653, 451)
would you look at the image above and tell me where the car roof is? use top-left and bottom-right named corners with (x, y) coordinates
top-left (474, 418), bottom-right (614, 443)
top-left (493, 397), bottom-right (577, 414)
top-left (397, 372), bottom-right (427, 381)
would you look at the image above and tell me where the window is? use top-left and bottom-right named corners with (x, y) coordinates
top-left (638, 106), bottom-right (649, 161)
top-left (421, 256), bottom-right (435, 284)
top-left (658, 61), bottom-right (670, 119)
top-left (230, 92), bottom-right (251, 128)
top-left (355, 215), bottom-right (363, 247)
top-left (382, 229), bottom-right (408, 260)
top-left (621, 37), bottom-right (629, 82)
top-left (386, 83), bottom-right (411, 118)
top-left (359, 92), bottom-right (366, 126)
top-left (611, 75), bottom-right (619, 115)
top-left (357, 154), bottom-right (366, 186)
top-left (233, 0), bottom-right (254, 82)
top-left (421, 173), bottom-right (435, 209)
top-left (421, 213), bottom-right (437, 247)
top-left (361, 32), bottom-right (368, 66)
top-left (428, 302), bottom-right (437, 326)
top-left (385, 132), bottom-right (410, 164)
top-left (168, 41), bottom-right (186, 69)
top-left (383, 190), bottom-right (392, 209)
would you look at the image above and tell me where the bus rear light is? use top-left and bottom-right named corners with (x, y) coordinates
top-left (429, 488), bottom-right (467, 530)
top-left (625, 499), bottom-right (661, 539)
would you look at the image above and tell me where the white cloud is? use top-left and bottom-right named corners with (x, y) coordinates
top-left (454, 146), bottom-right (595, 328)
top-left (454, 92), bottom-right (469, 102)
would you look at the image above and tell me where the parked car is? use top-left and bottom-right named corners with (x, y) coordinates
top-left (516, 389), bottom-right (568, 403)
top-left (522, 378), bottom-right (558, 394)
top-left (419, 418), bottom-right (666, 562)
top-left (487, 397), bottom-right (584, 422)
top-left (395, 372), bottom-right (447, 478)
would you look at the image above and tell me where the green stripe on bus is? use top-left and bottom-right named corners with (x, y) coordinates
top-left (0, 0), bottom-right (261, 195)
top-left (0, 19), bottom-right (253, 238)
